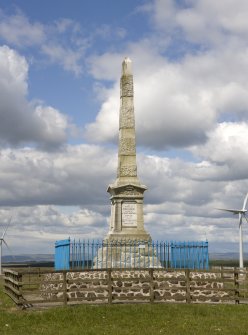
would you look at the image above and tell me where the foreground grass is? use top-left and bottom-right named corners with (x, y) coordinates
top-left (1, 278), bottom-right (248, 335)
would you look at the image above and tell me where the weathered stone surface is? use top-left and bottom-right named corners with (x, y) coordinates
top-left (105, 58), bottom-right (152, 248)
top-left (93, 243), bottom-right (161, 269)
top-left (119, 138), bottom-right (136, 155)
top-left (119, 165), bottom-right (137, 177)
top-left (40, 269), bottom-right (232, 304)
top-left (121, 76), bottom-right (133, 97)
top-left (119, 105), bottom-right (135, 128)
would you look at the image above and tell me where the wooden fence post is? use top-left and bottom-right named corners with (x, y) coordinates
top-left (63, 271), bottom-right (68, 306)
top-left (234, 268), bottom-right (239, 305)
top-left (18, 272), bottom-right (23, 304)
top-left (185, 269), bottom-right (191, 304)
top-left (149, 268), bottom-right (154, 303)
top-left (108, 269), bottom-right (112, 304)
top-left (220, 266), bottom-right (223, 280)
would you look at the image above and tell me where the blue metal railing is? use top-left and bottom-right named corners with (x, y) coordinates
top-left (55, 239), bottom-right (209, 271)
top-left (170, 241), bottom-right (209, 270)
top-left (55, 238), bottom-right (70, 270)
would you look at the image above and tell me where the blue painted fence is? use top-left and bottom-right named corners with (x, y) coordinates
top-left (170, 241), bottom-right (209, 270)
top-left (55, 239), bottom-right (209, 271)
top-left (55, 239), bottom-right (71, 271)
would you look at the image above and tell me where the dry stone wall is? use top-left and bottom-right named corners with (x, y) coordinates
top-left (39, 269), bottom-right (235, 305)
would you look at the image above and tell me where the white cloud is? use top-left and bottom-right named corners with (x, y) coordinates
top-left (0, 43), bottom-right (28, 91)
top-left (0, 144), bottom-right (115, 206)
top-left (191, 122), bottom-right (248, 164)
top-left (0, 10), bottom-right (45, 46)
top-left (34, 106), bottom-right (68, 147)
top-left (0, 45), bottom-right (69, 148)
top-left (0, 10), bottom-right (87, 75)
top-left (54, 18), bottom-right (81, 34)
top-left (41, 44), bottom-right (83, 76)
top-left (85, 49), bottom-right (216, 148)
top-left (150, 0), bottom-right (248, 45)
top-left (84, 0), bottom-right (248, 250)
top-left (86, 0), bottom-right (248, 149)
top-left (0, 205), bottom-right (108, 254)
top-left (149, 0), bottom-right (177, 31)
top-left (0, 9), bottom-right (128, 78)
top-left (85, 84), bottom-right (119, 142)
top-left (0, 142), bottom-right (247, 253)
top-left (1, 1), bottom-right (248, 255)
top-left (189, 122), bottom-right (248, 182)
top-left (88, 53), bottom-right (123, 81)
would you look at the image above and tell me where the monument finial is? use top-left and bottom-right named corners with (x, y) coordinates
top-left (122, 57), bottom-right (132, 75)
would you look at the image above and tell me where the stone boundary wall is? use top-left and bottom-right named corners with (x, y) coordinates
top-left (38, 268), bottom-right (242, 305)
top-left (5, 268), bottom-right (246, 307)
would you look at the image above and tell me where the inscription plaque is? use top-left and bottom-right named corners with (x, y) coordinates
top-left (122, 202), bottom-right (137, 227)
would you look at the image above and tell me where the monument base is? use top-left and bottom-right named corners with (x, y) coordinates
top-left (93, 240), bottom-right (161, 269)
top-left (106, 232), bottom-right (151, 242)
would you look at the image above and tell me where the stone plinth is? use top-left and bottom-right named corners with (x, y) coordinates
top-left (106, 183), bottom-right (151, 242)
top-left (93, 241), bottom-right (161, 269)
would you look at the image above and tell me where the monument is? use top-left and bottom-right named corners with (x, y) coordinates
top-left (93, 57), bottom-right (161, 268)
top-left (106, 57), bottom-right (151, 242)
top-left (53, 59), bottom-right (209, 272)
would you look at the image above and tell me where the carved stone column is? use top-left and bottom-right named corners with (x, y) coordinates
top-left (106, 57), bottom-right (151, 242)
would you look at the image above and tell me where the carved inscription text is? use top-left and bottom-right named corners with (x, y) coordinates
top-left (122, 202), bottom-right (137, 227)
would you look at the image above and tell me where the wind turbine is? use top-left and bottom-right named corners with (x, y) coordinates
top-left (0, 217), bottom-right (12, 276)
top-left (218, 193), bottom-right (248, 268)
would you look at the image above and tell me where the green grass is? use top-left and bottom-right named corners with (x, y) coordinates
top-left (209, 259), bottom-right (248, 267)
top-left (1, 277), bottom-right (248, 335)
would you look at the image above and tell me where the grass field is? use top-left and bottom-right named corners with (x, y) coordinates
top-left (1, 276), bottom-right (248, 335)
top-left (209, 259), bottom-right (248, 267)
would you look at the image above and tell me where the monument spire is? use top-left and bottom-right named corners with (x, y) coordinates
top-left (106, 57), bottom-right (150, 241)
top-left (117, 57), bottom-right (139, 185)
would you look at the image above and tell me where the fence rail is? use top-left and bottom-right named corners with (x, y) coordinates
top-left (4, 267), bottom-right (248, 308)
top-left (55, 239), bottom-right (209, 271)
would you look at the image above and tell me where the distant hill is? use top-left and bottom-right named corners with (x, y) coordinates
top-left (2, 254), bottom-right (54, 263)
top-left (209, 252), bottom-right (248, 260)
top-left (2, 252), bottom-right (247, 264)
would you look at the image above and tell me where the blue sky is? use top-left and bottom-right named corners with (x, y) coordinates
top-left (0, 0), bottom-right (248, 256)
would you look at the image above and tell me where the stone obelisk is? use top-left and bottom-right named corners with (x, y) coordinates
top-left (106, 57), bottom-right (151, 242)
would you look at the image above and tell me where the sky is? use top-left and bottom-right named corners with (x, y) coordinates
top-left (0, 0), bottom-right (248, 256)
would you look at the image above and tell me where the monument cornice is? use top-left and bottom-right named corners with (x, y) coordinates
top-left (107, 182), bottom-right (147, 195)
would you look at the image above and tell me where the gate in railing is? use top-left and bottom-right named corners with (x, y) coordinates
top-left (54, 239), bottom-right (209, 271)
top-left (55, 239), bottom-right (70, 270)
